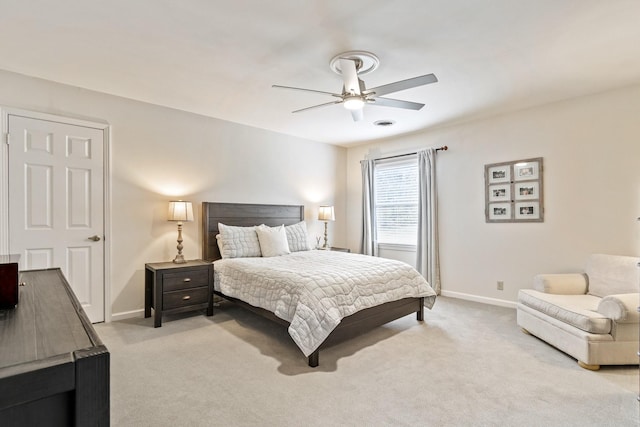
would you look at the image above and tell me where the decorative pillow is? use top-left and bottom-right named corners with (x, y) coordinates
top-left (256, 224), bottom-right (291, 257)
top-left (218, 223), bottom-right (262, 258)
top-left (216, 234), bottom-right (224, 253)
top-left (285, 221), bottom-right (311, 252)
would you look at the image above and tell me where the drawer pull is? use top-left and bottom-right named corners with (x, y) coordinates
top-left (183, 278), bottom-right (191, 282)
top-left (182, 295), bottom-right (191, 301)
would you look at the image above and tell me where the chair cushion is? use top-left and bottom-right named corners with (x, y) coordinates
top-left (518, 289), bottom-right (611, 334)
top-left (585, 254), bottom-right (639, 298)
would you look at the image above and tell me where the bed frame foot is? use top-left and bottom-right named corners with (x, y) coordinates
top-left (417, 297), bottom-right (424, 321)
top-left (308, 351), bottom-right (319, 368)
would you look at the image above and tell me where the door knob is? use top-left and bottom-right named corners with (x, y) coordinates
top-left (88, 235), bottom-right (101, 242)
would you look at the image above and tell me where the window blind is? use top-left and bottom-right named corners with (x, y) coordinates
top-left (374, 158), bottom-right (418, 246)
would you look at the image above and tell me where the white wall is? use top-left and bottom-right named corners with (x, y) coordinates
top-left (2, 68), bottom-right (638, 313)
top-left (346, 85), bottom-right (640, 305)
top-left (0, 70), bottom-right (347, 317)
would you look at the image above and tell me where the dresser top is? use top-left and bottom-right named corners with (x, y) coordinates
top-left (0, 268), bottom-right (103, 371)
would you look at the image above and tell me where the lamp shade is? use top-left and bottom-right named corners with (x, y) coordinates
top-left (168, 201), bottom-right (194, 222)
top-left (318, 205), bottom-right (335, 221)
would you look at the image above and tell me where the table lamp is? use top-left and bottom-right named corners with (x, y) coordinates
top-left (168, 200), bottom-right (194, 263)
top-left (318, 205), bottom-right (335, 249)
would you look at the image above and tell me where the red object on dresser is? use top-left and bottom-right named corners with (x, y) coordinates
top-left (0, 254), bottom-right (20, 308)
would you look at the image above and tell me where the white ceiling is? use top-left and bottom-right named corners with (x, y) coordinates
top-left (1, 0), bottom-right (640, 147)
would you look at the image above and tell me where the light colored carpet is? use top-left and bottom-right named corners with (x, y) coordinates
top-left (95, 297), bottom-right (639, 426)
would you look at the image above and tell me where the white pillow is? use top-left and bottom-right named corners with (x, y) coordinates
top-left (215, 234), bottom-right (224, 253)
top-left (285, 221), bottom-right (310, 252)
top-left (256, 224), bottom-right (291, 257)
top-left (218, 223), bottom-right (262, 259)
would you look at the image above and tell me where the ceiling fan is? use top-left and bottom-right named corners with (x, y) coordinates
top-left (273, 51), bottom-right (438, 122)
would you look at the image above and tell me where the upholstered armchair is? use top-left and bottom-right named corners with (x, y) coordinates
top-left (517, 254), bottom-right (639, 370)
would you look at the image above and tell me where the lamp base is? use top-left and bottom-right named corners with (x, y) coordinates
top-left (322, 221), bottom-right (329, 249)
top-left (173, 222), bottom-right (187, 263)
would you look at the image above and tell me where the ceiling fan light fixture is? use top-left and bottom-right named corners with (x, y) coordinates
top-left (273, 52), bottom-right (437, 122)
top-left (330, 51), bottom-right (380, 76)
top-left (343, 96), bottom-right (365, 110)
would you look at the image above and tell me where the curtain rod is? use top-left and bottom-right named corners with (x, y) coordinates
top-left (373, 145), bottom-right (448, 162)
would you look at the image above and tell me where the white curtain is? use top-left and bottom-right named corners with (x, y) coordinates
top-left (417, 148), bottom-right (441, 293)
top-left (360, 159), bottom-right (377, 256)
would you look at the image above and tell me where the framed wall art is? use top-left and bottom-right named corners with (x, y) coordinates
top-left (484, 157), bottom-right (543, 223)
top-left (488, 202), bottom-right (512, 221)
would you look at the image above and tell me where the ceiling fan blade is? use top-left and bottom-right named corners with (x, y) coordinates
top-left (338, 58), bottom-right (361, 95)
top-left (272, 84), bottom-right (340, 97)
top-left (292, 100), bottom-right (342, 113)
top-left (370, 97), bottom-right (425, 110)
top-left (365, 73), bottom-right (438, 97)
top-left (350, 108), bottom-right (364, 122)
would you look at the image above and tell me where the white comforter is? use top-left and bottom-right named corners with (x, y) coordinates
top-left (213, 250), bottom-right (436, 356)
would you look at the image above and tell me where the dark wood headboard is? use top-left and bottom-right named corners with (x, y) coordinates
top-left (202, 202), bottom-right (305, 261)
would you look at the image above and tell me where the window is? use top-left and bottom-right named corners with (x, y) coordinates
top-left (374, 157), bottom-right (418, 246)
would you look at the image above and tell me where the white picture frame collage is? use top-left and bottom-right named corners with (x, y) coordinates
top-left (485, 157), bottom-right (543, 223)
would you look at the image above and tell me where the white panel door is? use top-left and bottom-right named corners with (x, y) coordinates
top-left (8, 114), bottom-right (105, 322)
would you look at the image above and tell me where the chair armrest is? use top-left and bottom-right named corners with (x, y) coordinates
top-left (533, 273), bottom-right (588, 294)
top-left (597, 293), bottom-right (639, 323)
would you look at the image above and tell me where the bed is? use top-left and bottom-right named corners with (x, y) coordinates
top-left (202, 202), bottom-right (436, 367)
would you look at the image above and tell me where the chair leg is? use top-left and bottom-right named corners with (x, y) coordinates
top-left (578, 361), bottom-right (600, 371)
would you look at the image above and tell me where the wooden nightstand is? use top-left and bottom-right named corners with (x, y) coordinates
top-left (329, 247), bottom-right (351, 253)
top-left (144, 260), bottom-right (213, 327)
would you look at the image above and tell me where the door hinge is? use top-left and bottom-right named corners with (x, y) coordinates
top-left (4, 133), bottom-right (9, 145)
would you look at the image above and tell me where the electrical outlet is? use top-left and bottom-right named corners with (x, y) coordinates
top-left (497, 281), bottom-right (504, 291)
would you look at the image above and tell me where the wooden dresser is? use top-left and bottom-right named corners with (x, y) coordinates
top-left (0, 268), bottom-right (109, 426)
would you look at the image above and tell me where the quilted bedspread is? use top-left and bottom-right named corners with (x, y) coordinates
top-left (213, 250), bottom-right (437, 356)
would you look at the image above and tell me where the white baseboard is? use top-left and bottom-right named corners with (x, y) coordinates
top-left (441, 290), bottom-right (517, 309)
top-left (111, 308), bottom-right (145, 322)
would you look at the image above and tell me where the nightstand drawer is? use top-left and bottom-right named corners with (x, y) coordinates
top-left (163, 269), bottom-right (210, 291)
top-left (163, 287), bottom-right (209, 310)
